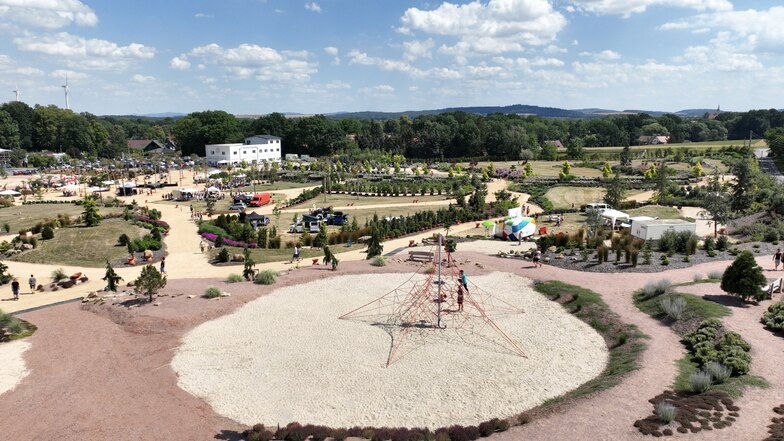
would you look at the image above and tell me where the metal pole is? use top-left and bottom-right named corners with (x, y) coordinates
top-left (437, 233), bottom-right (442, 328)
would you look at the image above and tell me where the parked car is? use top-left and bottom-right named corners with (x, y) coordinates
top-left (228, 202), bottom-right (247, 211)
top-left (289, 221), bottom-right (321, 233)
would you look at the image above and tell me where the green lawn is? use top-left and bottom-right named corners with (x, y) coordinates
top-left (287, 193), bottom-right (450, 210)
top-left (209, 243), bottom-right (367, 265)
top-left (0, 204), bottom-right (124, 233)
top-left (633, 292), bottom-right (730, 323)
top-left (11, 218), bottom-right (149, 267)
top-left (545, 187), bottom-right (606, 210)
top-left (583, 139), bottom-right (757, 153)
top-left (626, 206), bottom-right (683, 218)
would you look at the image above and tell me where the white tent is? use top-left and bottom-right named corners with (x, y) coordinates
top-left (601, 209), bottom-right (630, 228)
top-left (0, 189), bottom-right (21, 196)
top-left (122, 182), bottom-right (137, 188)
top-left (206, 186), bottom-right (221, 194)
top-left (102, 180), bottom-right (115, 185)
top-left (62, 184), bottom-right (79, 191)
top-left (87, 186), bottom-right (108, 193)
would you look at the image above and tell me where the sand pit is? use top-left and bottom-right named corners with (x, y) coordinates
top-left (0, 340), bottom-right (31, 396)
top-left (172, 272), bottom-right (608, 428)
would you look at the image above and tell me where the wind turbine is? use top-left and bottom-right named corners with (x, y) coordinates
top-left (12, 85), bottom-right (19, 101)
top-left (62, 74), bottom-right (70, 110)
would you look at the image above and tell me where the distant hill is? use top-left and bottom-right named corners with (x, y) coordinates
top-left (330, 104), bottom-right (587, 120)
top-left (136, 112), bottom-right (185, 118)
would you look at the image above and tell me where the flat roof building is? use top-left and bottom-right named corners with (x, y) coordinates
top-left (205, 135), bottom-right (282, 166)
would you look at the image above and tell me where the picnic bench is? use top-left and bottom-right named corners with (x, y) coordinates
top-left (764, 277), bottom-right (783, 299)
top-left (408, 250), bottom-right (434, 262)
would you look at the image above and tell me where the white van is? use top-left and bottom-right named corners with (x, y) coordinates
top-left (585, 203), bottom-right (610, 213)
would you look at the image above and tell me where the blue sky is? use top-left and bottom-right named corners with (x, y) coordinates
top-left (0, 0), bottom-right (782, 115)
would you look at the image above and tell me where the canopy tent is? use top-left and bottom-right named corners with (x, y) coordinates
top-left (620, 216), bottom-right (654, 229)
top-left (217, 160), bottom-right (230, 165)
top-left (601, 209), bottom-right (630, 228)
top-left (62, 184), bottom-right (79, 191)
top-left (86, 186), bottom-right (109, 193)
top-left (101, 180), bottom-right (115, 186)
top-left (122, 182), bottom-right (137, 188)
top-left (233, 174), bottom-right (246, 178)
top-left (205, 186), bottom-right (221, 194)
top-left (0, 189), bottom-right (21, 196)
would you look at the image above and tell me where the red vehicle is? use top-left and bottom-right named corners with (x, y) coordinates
top-left (249, 192), bottom-right (271, 207)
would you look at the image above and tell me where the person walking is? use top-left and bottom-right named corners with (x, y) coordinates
top-left (28, 274), bottom-right (36, 293)
top-left (11, 278), bottom-right (20, 300)
top-left (534, 249), bottom-right (543, 268)
top-left (456, 284), bottom-right (464, 312)
top-left (160, 257), bottom-right (166, 273)
top-left (199, 240), bottom-right (206, 253)
top-left (775, 249), bottom-right (782, 271)
top-left (292, 244), bottom-right (301, 263)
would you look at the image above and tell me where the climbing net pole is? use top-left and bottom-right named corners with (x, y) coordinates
top-left (340, 236), bottom-right (526, 367)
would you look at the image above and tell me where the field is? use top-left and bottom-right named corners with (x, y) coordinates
top-left (582, 139), bottom-right (762, 153)
top-left (238, 181), bottom-right (319, 192)
top-left (287, 193), bottom-right (451, 210)
top-left (0, 204), bottom-right (124, 233)
top-left (11, 218), bottom-right (149, 267)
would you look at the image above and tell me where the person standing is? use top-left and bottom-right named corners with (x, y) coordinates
top-left (28, 274), bottom-right (36, 293)
top-left (456, 284), bottom-right (464, 312)
top-left (535, 249), bottom-right (543, 268)
top-left (775, 249), bottom-right (782, 271)
top-left (11, 278), bottom-right (20, 300)
top-left (160, 257), bottom-right (166, 273)
top-left (459, 269), bottom-right (469, 292)
top-left (199, 240), bottom-right (206, 253)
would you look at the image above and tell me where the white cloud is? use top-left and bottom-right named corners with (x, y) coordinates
top-left (399, 0), bottom-right (566, 57)
top-left (324, 46), bottom-right (340, 65)
top-left (49, 69), bottom-right (88, 80)
top-left (579, 49), bottom-right (621, 60)
top-left (676, 32), bottom-right (762, 72)
top-left (14, 32), bottom-right (155, 71)
top-left (304, 2), bottom-right (321, 13)
top-left (325, 80), bottom-right (351, 90)
top-left (532, 57), bottom-right (565, 66)
top-left (0, 55), bottom-right (44, 76)
top-left (543, 44), bottom-right (567, 54)
top-left (173, 43), bottom-right (317, 81)
top-left (348, 49), bottom-right (460, 79)
top-left (569, 0), bottom-right (732, 17)
top-left (131, 74), bottom-right (155, 83)
top-left (170, 56), bottom-right (191, 70)
top-left (661, 6), bottom-right (784, 50)
top-left (194, 12), bottom-right (214, 19)
top-left (403, 39), bottom-right (435, 61)
top-left (359, 84), bottom-right (395, 95)
top-left (0, 0), bottom-right (98, 29)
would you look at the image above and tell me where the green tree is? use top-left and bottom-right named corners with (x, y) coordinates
top-left (604, 174), bottom-right (625, 208)
top-left (692, 161), bottom-right (704, 177)
top-left (322, 245), bottom-right (339, 270)
top-left (81, 197), bottom-right (101, 227)
top-left (654, 162), bottom-right (669, 200)
top-left (539, 142), bottom-right (558, 160)
top-left (313, 222), bottom-right (328, 248)
top-left (620, 145), bottom-right (632, 166)
top-left (699, 173), bottom-right (732, 237)
top-left (559, 161), bottom-right (572, 179)
top-left (134, 264), bottom-right (167, 302)
top-left (0, 110), bottom-right (21, 150)
top-left (205, 198), bottom-right (216, 217)
top-left (601, 162), bottom-right (613, 178)
top-left (730, 157), bottom-right (753, 212)
top-left (366, 226), bottom-right (384, 259)
top-left (721, 251), bottom-right (766, 302)
top-left (102, 261), bottom-right (123, 292)
top-left (242, 247), bottom-right (256, 280)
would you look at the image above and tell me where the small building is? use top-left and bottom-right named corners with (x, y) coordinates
top-left (284, 153), bottom-right (299, 161)
top-left (545, 140), bottom-right (565, 150)
top-left (205, 135), bottom-right (282, 166)
top-left (638, 135), bottom-right (670, 145)
top-left (127, 139), bottom-right (174, 154)
top-left (631, 219), bottom-right (697, 241)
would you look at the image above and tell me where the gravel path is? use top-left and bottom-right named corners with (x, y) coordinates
top-left (172, 273), bottom-right (607, 428)
top-left (2, 251), bottom-right (783, 440)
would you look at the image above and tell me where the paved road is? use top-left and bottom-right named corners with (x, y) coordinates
top-left (755, 148), bottom-right (784, 183)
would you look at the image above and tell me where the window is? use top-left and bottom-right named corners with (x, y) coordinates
top-left (211, 150), bottom-right (215, 155)
top-left (252, 150), bottom-right (256, 153)
top-left (221, 152), bottom-right (225, 155)
top-left (233, 151), bottom-right (238, 155)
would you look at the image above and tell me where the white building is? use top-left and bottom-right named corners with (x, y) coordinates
top-left (631, 219), bottom-right (697, 241)
top-left (205, 135), bottom-right (282, 166)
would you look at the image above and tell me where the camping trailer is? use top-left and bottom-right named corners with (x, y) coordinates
top-left (631, 219), bottom-right (697, 241)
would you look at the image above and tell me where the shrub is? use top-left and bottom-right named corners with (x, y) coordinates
top-left (268, 236), bottom-right (282, 249)
top-left (371, 256), bottom-right (387, 267)
top-left (693, 273), bottom-right (703, 282)
top-left (655, 401), bottom-right (677, 424)
top-left (660, 296), bottom-right (687, 321)
top-left (716, 235), bottom-right (728, 251)
top-left (118, 233), bottom-right (130, 246)
top-left (763, 302), bottom-right (784, 330)
top-left (41, 225), bottom-right (54, 240)
top-left (708, 270), bottom-right (723, 280)
top-left (214, 235), bottom-right (225, 248)
top-left (227, 273), bottom-right (244, 283)
top-left (217, 247), bottom-right (230, 263)
top-left (703, 236), bottom-right (715, 252)
top-left (643, 279), bottom-right (671, 299)
top-left (6, 318), bottom-right (25, 335)
top-left (689, 371), bottom-right (712, 393)
top-left (51, 267), bottom-right (67, 282)
top-left (204, 287), bottom-right (221, 298)
top-left (254, 270), bottom-right (278, 285)
top-left (721, 251), bottom-right (766, 302)
top-left (705, 361), bottom-right (731, 384)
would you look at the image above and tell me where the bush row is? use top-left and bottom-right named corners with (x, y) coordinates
top-left (201, 232), bottom-right (257, 248)
top-left (246, 418), bottom-right (511, 441)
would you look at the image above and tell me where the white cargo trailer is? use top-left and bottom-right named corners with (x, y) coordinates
top-left (631, 219), bottom-right (697, 241)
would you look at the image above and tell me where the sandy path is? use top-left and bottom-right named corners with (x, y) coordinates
top-left (0, 339), bottom-right (30, 396)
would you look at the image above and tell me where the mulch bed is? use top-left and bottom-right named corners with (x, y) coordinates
top-left (543, 241), bottom-right (778, 274)
top-left (764, 404), bottom-right (784, 441)
top-left (634, 390), bottom-right (739, 436)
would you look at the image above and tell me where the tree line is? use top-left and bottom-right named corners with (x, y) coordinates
top-left (1, 100), bottom-right (783, 162)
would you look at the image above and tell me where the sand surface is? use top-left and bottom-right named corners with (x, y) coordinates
top-left (172, 272), bottom-right (608, 428)
top-left (0, 340), bottom-right (30, 396)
